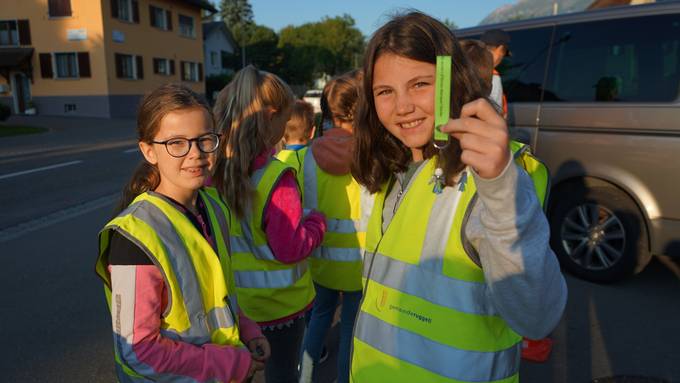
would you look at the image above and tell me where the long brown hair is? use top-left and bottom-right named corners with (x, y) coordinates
top-left (114, 83), bottom-right (212, 215)
top-left (213, 65), bottom-right (295, 219)
top-left (351, 11), bottom-right (485, 193)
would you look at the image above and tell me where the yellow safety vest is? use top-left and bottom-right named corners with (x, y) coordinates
top-left (297, 147), bottom-right (374, 292)
top-left (276, 148), bottom-right (303, 171)
top-left (95, 189), bottom-right (242, 381)
top-left (350, 142), bottom-right (548, 383)
top-left (228, 158), bottom-right (315, 323)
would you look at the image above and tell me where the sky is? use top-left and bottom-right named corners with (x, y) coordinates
top-left (213, 1), bottom-right (515, 36)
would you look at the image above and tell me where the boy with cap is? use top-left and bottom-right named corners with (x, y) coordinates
top-left (481, 28), bottom-right (511, 117)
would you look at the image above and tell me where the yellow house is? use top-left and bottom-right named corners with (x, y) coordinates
top-left (0, 0), bottom-right (216, 117)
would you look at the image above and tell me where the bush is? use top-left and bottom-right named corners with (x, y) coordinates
top-left (206, 73), bottom-right (235, 105)
top-left (0, 103), bottom-right (11, 121)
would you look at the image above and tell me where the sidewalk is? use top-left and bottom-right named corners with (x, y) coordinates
top-left (0, 115), bottom-right (136, 158)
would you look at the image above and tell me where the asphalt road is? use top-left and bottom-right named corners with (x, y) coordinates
top-left (1, 116), bottom-right (679, 382)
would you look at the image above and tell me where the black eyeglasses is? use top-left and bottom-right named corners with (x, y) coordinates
top-left (151, 133), bottom-right (220, 158)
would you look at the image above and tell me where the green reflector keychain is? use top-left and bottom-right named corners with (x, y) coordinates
top-left (430, 55), bottom-right (452, 194)
top-left (434, 55), bottom-right (451, 143)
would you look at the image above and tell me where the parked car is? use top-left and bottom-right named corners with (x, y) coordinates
top-left (457, 2), bottom-right (680, 282)
top-left (303, 89), bottom-right (323, 114)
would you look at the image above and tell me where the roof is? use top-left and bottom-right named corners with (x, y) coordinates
top-left (202, 21), bottom-right (238, 48)
top-left (0, 48), bottom-right (34, 68)
top-left (180, 0), bottom-right (217, 13)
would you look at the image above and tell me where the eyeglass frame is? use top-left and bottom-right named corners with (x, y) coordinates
top-left (151, 132), bottom-right (221, 158)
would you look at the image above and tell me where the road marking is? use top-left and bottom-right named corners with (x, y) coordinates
top-left (123, 148), bottom-right (138, 154)
top-left (0, 193), bottom-right (118, 243)
top-left (0, 160), bottom-right (83, 180)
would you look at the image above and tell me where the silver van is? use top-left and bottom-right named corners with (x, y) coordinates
top-left (458, 2), bottom-right (680, 282)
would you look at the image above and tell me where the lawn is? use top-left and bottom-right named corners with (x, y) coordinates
top-left (0, 124), bottom-right (48, 137)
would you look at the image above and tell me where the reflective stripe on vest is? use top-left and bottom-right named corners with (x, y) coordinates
top-left (351, 157), bottom-right (523, 383)
top-left (228, 157), bottom-right (315, 322)
top-left (301, 147), bottom-right (372, 290)
top-left (96, 191), bottom-right (242, 381)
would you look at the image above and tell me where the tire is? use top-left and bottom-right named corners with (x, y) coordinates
top-left (549, 184), bottom-right (651, 283)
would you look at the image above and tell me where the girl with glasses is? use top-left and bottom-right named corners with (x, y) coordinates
top-left (96, 83), bottom-right (268, 382)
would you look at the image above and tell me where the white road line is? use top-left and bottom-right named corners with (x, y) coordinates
top-left (123, 148), bottom-right (138, 154)
top-left (0, 160), bottom-right (83, 180)
top-left (0, 193), bottom-right (118, 243)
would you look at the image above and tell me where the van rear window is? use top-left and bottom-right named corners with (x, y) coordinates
top-left (544, 14), bottom-right (680, 103)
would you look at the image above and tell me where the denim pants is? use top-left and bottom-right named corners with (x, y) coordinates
top-left (302, 283), bottom-right (362, 383)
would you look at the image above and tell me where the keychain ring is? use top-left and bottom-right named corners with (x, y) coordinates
top-left (433, 138), bottom-right (450, 150)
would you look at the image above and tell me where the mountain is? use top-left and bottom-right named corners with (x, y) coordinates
top-left (479, 0), bottom-right (607, 25)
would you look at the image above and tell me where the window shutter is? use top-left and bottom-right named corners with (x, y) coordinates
top-left (166, 10), bottom-right (172, 31)
top-left (152, 58), bottom-right (158, 74)
top-left (77, 52), bottom-right (91, 78)
top-left (169, 59), bottom-right (175, 75)
top-left (39, 53), bottom-right (53, 78)
top-left (198, 63), bottom-right (203, 81)
top-left (149, 5), bottom-right (156, 26)
top-left (49, 0), bottom-right (72, 17)
top-left (136, 55), bottom-right (143, 79)
top-left (18, 20), bottom-right (31, 45)
top-left (115, 54), bottom-right (123, 78)
top-left (132, 0), bottom-right (139, 23)
top-left (180, 61), bottom-right (186, 81)
top-left (111, 0), bottom-right (119, 18)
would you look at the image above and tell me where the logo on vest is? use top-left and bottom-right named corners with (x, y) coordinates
top-left (389, 304), bottom-right (433, 324)
top-left (375, 289), bottom-right (388, 312)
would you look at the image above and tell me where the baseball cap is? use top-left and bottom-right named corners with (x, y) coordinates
top-left (480, 29), bottom-right (512, 56)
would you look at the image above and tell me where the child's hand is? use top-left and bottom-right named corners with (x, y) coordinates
top-left (247, 337), bottom-right (271, 362)
top-left (246, 358), bottom-right (265, 380)
top-left (440, 98), bottom-right (510, 179)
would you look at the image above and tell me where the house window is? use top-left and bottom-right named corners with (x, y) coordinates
top-left (118, 0), bottom-right (132, 21)
top-left (153, 58), bottom-right (174, 75)
top-left (150, 6), bottom-right (171, 30)
top-left (210, 51), bottom-right (218, 67)
top-left (112, 0), bottom-right (138, 23)
top-left (181, 61), bottom-right (202, 82)
top-left (115, 53), bottom-right (143, 79)
top-left (39, 52), bottom-right (90, 79)
top-left (54, 52), bottom-right (78, 78)
top-left (179, 14), bottom-right (194, 37)
top-left (48, 0), bottom-right (72, 17)
top-left (0, 20), bottom-right (19, 46)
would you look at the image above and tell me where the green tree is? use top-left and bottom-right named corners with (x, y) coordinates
top-left (244, 25), bottom-right (281, 72)
top-left (277, 15), bottom-right (364, 86)
top-left (219, 0), bottom-right (255, 65)
top-left (220, 0), bottom-right (254, 33)
top-left (441, 17), bottom-right (458, 30)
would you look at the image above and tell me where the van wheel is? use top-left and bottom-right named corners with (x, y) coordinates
top-left (549, 185), bottom-right (651, 283)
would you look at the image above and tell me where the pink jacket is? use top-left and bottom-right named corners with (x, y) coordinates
top-left (108, 264), bottom-right (262, 382)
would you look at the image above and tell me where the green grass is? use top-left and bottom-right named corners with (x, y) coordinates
top-left (0, 124), bottom-right (48, 137)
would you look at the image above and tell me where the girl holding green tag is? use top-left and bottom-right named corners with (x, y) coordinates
top-left (349, 11), bottom-right (566, 383)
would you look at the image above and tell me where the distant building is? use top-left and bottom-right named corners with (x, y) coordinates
top-left (203, 21), bottom-right (237, 78)
top-left (0, 0), bottom-right (216, 118)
